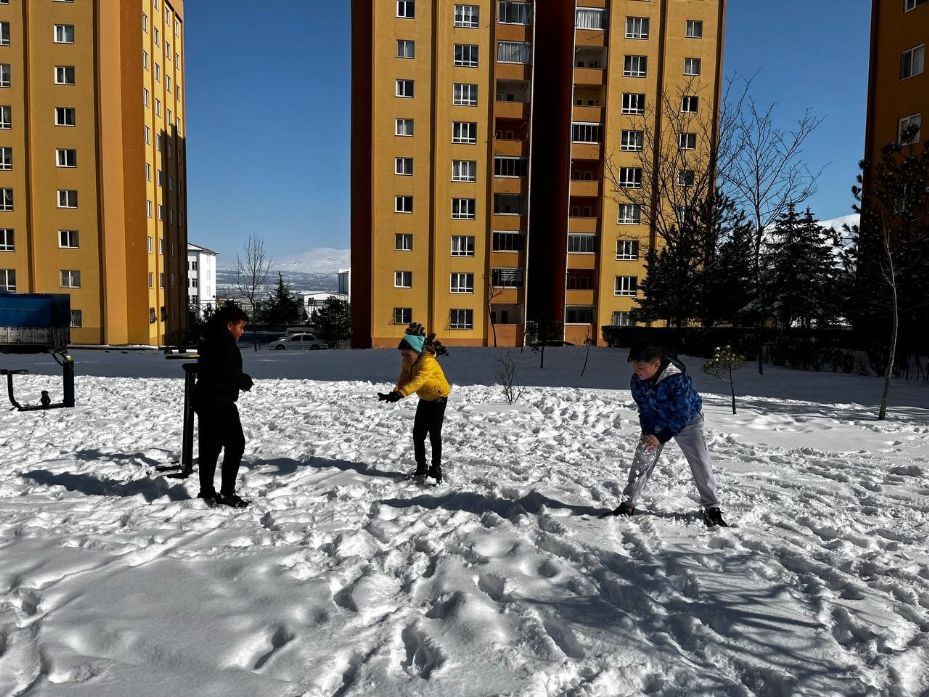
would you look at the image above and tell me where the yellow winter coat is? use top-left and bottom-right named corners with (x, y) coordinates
top-left (396, 352), bottom-right (451, 400)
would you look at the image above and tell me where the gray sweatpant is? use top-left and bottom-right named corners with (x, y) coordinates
top-left (621, 413), bottom-right (719, 508)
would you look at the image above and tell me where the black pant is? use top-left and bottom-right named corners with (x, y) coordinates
top-left (413, 398), bottom-right (447, 469)
top-left (197, 402), bottom-right (245, 495)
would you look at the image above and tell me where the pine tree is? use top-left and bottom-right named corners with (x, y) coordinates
top-left (701, 200), bottom-right (756, 326)
top-left (261, 273), bottom-right (303, 325)
top-left (313, 297), bottom-right (352, 343)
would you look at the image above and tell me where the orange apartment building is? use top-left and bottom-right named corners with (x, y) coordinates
top-left (352, 0), bottom-right (725, 347)
top-left (0, 0), bottom-right (188, 346)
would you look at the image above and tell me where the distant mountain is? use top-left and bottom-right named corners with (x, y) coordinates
top-left (216, 269), bottom-right (339, 293)
top-left (818, 214), bottom-right (859, 232)
top-left (216, 247), bottom-right (349, 293)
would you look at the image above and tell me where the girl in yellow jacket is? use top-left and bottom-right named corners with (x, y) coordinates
top-left (378, 332), bottom-right (451, 483)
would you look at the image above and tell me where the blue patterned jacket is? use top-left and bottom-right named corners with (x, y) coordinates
top-left (630, 357), bottom-right (702, 444)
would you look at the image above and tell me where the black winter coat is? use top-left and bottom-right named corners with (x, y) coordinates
top-left (194, 328), bottom-right (252, 407)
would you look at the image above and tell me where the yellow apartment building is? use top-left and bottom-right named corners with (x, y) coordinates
top-left (0, 0), bottom-right (188, 346)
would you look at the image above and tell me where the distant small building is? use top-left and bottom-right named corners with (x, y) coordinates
top-left (338, 268), bottom-right (351, 301)
top-left (299, 291), bottom-right (349, 320)
top-left (187, 243), bottom-right (218, 316)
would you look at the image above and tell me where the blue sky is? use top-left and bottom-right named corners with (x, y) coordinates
top-left (184, 0), bottom-right (871, 262)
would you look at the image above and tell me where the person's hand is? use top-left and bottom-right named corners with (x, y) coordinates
top-left (241, 374), bottom-right (254, 392)
top-left (377, 392), bottom-right (390, 401)
top-left (386, 391), bottom-right (402, 403)
top-left (641, 434), bottom-right (660, 451)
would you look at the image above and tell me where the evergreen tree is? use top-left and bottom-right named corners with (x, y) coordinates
top-left (701, 200), bottom-right (756, 326)
top-left (313, 297), bottom-right (352, 343)
top-left (261, 273), bottom-right (303, 325)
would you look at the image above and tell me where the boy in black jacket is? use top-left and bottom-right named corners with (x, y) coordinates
top-left (193, 305), bottom-right (254, 508)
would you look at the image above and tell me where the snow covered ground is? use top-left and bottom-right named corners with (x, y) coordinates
top-left (0, 348), bottom-right (927, 696)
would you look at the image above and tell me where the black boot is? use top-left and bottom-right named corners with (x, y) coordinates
top-left (427, 464), bottom-right (442, 484)
top-left (406, 464), bottom-right (428, 480)
top-left (703, 506), bottom-right (728, 527)
top-left (611, 501), bottom-right (635, 517)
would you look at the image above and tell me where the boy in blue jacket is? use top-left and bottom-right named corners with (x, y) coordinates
top-left (611, 344), bottom-right (727, 527)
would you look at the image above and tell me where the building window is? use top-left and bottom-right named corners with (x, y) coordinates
top-left (57, 190), bottom-right (78, 208)
top-left (143, 88), bottom-right (150, 107)
top-left (155, 99), bottom-right (161, 116)
top-left (906, 0), bottom-right (929, 9)
top-left (60, 269), bottom-right (81, 288)
top-left (497, 41), bottom-right (530, 64)
top-left (681, 95), bottom-right (699, 113)
top-left (618, 204), bottom-right (641, 224)
top-left (394, 271), bottom-right (412, 288)
top-left (499, 1), bottom-right (532, 24)
top-left (149, 307), bottom-right (156, 324)
top-left (397, 0), bottom-right (415, 18)
top-left (165, 41), bottom-right (171, 62)
top-left (684, 57), bottom-right (702, 76)
top-left (494, 156), bottom-right (527, 177)
top-left (154, 28), bottom-right (160, 47)
top-left (492, 230), bottom-right (524, 251)
top-left (154, 63), bottom-right (160, 82)
top-left (68, 310), bottom-right (82, 328)
top-left (0, 147), bottom-right (9, 170)
top-left (54, 66), bottom-right (76, 85)
top-left (452, 198), bottom-right (476, 219)
top-left (0, 228), bottom-right (12, 251)
top-left (54, 25), bottom-right (75, 44)
top-left (576, 8), bottom-right (605, 29)
top-left (678, 169), bottom-right (695, 187)
top-left (397, 39), bottom-right (415, 58)
top-left (55, 106), bottom-right (76, 126)
top-left (56, 149), bottom-right (77, 168)
top-left (453, 83), bottom-right (478, 106)
top-left (147, 236), bottom-right (154, 253)
top-left (618, 168), bottom-right (643, 188)
top-left (616, 239), bottom-right (639, 259)
top-left (0, 64), bottom-right (10, 87)
top-left (454, 44), bottom-right (478, 67)
top-left (144, 125), bottom-right (151, 143)
top-left (59, 229), bottom-right (79, 248)
top-left (395, 157), bottom-right (413, 175)
top-left (0, 188), bottom-right (11, 211)
top-left (452, 121), bottom-right (477, 143)
top-left (455, 5), bottom-right (480, 27)
top-left (159, 272), bottom-right (165, 288)
top-left (393, 307), bottom-right (413, 325)
top-left (625, 17), bottom-right (649, 39)
top-left (679, 132), bottom-right (697, 150)
top-left (901, 44), bottom-right (925, 79)
top-left (449, 309), bottom-right (473, 329)
top-left (567, 234), bottom-right (597, 254)
top-left (146, 200), bottom-right (153, 218)
top-left (395, 118), bottom-right (414, 136)
top-left (494, 194), bottom-right (526, 215)
top-left (395, 196), bottom-right (413, 213)
top-left (0, 23), bottom-right (9, 47)
top-left (450, 235), bottom-right (475, 256)
top-left (615, 276), bottom-right (638, 296)
top-left (620, 130), bottom-right (643, 151)
top-left (0, 268), bottom-right (15, 291)
top-left (0, 105), bottom-right (10, 129)
top-left (491, 267), bottom-right (524, 287)
top-left (572, 122), bottom-right (601, 143)
top-left (450, 272), bottom-right (474, 293)
top-left (452, 159), bottom-right (477, 181)
top-left (395, 233), bottom-right (413, 250)
top-left (623, 55), bottom-right (647, 78)
top-left (612, 311), bottom-right (631, 327)
top-left (686, 19), bottom-right (703, 38)
top-left (898, 113), bottom-right (921, 144)
top-left (565, 305), bottom-right (594, 324)
top-left (396, 79), bottom-right (414, 98)
top-left (622, 93), bottom-right (645, 115)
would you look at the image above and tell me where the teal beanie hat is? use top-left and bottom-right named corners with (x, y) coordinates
top-left (398, 334), bottom-right (426, 353)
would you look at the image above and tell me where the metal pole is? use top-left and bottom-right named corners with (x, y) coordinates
top-left (181, 363), bottom-right (197, 476)
top-left (62, 354), bottom-right (74, 408)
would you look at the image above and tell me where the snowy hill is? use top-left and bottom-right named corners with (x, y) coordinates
top-left (818, 213), bottom-right (859, 232)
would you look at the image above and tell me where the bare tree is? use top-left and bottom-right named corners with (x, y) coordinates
top-left (496, 352), bottom-right (523, 404)
top-left (235, 234), bottom-right (272, 351)
top-left (486, 277), bottom-right (504, 348)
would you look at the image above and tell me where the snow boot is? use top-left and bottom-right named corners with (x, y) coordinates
top-left (197, 490), bottom-right (217, 506)
top-left (427, 465), bottom-right (443, 485)
top-left (610, 501), bottom-right (635, 517)
top-left (703, 506), bottom-right (728, 527)
top-left (216, 492), bottom-right (249, 509)
top-left (405, 464), bottom-right (428, 480)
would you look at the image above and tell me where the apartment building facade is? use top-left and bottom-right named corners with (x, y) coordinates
top-left (187, 242), bottom-right (217, 316)
top-left (0, 0), bottom-right (188, 346)
top-left (352, 0), bottom-right (725, 347)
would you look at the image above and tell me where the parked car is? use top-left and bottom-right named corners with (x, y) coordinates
top-left (268, 332), bottom-right (325, 350)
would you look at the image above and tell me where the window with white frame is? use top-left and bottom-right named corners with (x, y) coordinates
top-left (0, 188), bottom-right (11, 211)
top-left (497, 41), bottom-right (531, 64)
top-left (393, 307), bottom-right (413, 325)
top-left (55, 106), bottom-right (75, 126)
top-left (0, 269), bottom-right (15, 291)
top-left (898, 113), bottom-right (921, 144)
top-left (59, 229), bottom-right (79, 248)
top-left (54, 25), bottom-right (75, 43)
top-left (493, 230), bottom-right (524, 251)
top-left (454, 44), bottom-right (478, 67)
top-left (396, 79), bottom-right (414, 98)
top-left (57, 190), bottom-right (77, 208)
top-left (0, 23), bottom-right (9, 46)
top-left (395, 118), bottom-right (414, 136)
top-left (455, 5), bottom-right (480, 27)
top-left (149, 307), bottom-right (156, 323)
top-left (624, 55), bottom-right (647, 78)
top-left (679, 132), bottom-right (697, 150)
top-left (395, 270), bottom-right (413, 288)
top-left (165, 41), bottom-right (171, 61)
top-left (450, 272), bottom-right (474, 293)
top-left (452, 121), bottom-right (477, 143)
top-left (499, 1), bottom-right (532, 24)
top-left (142, 13), bottom-right (148, 32)
top-left (618, 204), bottom-right (642, 224)
top-left (453, 83), bottom-right (478, 106)
top-left (395, 157), bottom-right (413, 175)
top-left (572, 122), bottom-right (601, 143)
top-left (395, 195), bottom-right (413, 213)
top-left (395, 233), bottom-right (413, 250)
top-left (686, 19), bottom-right (703, 38)
top-left (452, 160), bottom-right (477, 181)
top-left (625, 17), bottom-right (649, 39)
top-left (449, 308), bottom-right (473, 329)
top-left (491, 267), bottom-right (524, 287)
top-left (155, 99), bottom-right (161, 116)
top-left (144, 125), bottom-right (151, 143)
top-left (397, 39), bottom-right (415, 59)
top-left (678, 169), bottom-right (695, 187)
top-left (143, 50), bottom-right (149, 69)
top-left (494, 156), bottom-right (527, 177)
top-left (154, 63), bottom-right (161, 82)
top-left (684, 57), bottom-right (702, 76)
top-left (568, 234), bottom-right (597, 254)
top-left (0, 147), bottom-right (8, 170)
top-left (622, 92), bottom-right (645, 114)
top-left (0, 228), bottom-right (12, 251)
top-left (54, 66), bottom-right (75, 85)
top-left (143, 88), bottom-right (149, 107)
top-left (146, 200), bottom-right (152, 217)
top-left (681, 95), bottom-right (699, 113)
top-left (452, 198), bottom-right (476, 219)
top-left (901, 44), bottom-right (925, 79)
top-left (612, 311), bottom-right (631, 327)
top-left (615, 275), bottom-right (637, 296)
top-left (576, 8), bottom-right (605, 29)
top-left (147, 235), bottom-right (153, 253)
top-left (60, 269), bottom-right (81, 288)
top-left (620, 130), bottom-right (643, 151)
top-left (616, 239), bottom-right (639, 259)
top-left (565, 305), bottom-right (594, 324)
top-left (905, 0), bottom-right (928, 10)
top-left (157, 204), bottom-right (163, 220)
top-left (451, 235), bottom-right (475, 256)
top-left (618, 168), bottom-right (642, 188)
top-left (0, 64), bottom-right (8, 88)
top-left (69, 309), bottom-right (82, 328)
top-left (0, 105), bottom-right (10, 129)
top-left (56, 148), bottom-right (76, 167)
top-left (675, 206), bottom-right (693, 226)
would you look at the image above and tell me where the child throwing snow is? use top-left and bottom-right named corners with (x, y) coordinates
top-left (378, 328), bottom-right (451, 484)
top-left (610, 344), bottom-right (727, 527)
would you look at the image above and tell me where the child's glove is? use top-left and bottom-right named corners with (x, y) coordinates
top-left (240, 374), bottom-right (254, 392)
top-left (378, 391), bottom-right (402, 403)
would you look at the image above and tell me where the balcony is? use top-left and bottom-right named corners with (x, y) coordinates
top-left (574, 67), bottom-right (605, 86)
top-left (496, 62), bottom-right (531, 81)
top-left (566, 253), bottom-right (596, 271)
top-left (495, 100), bottom-right (530, 120)
top-left (570, 179), bottom-right (600, 197)
top-left (575, 29), bottom-right (606, 48)
top-left (573, 105), bottom-right (602, 122)
top-left (571, 142), bottom-right (601, 161)
top-left (493, 177), bottom-right (526, 195)
top-left (494, 139), bottom-right (529, 157)
top-left (568, 216), bottom-right (598, 233)
top-left (565, 289), bottom-right (596, 306)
